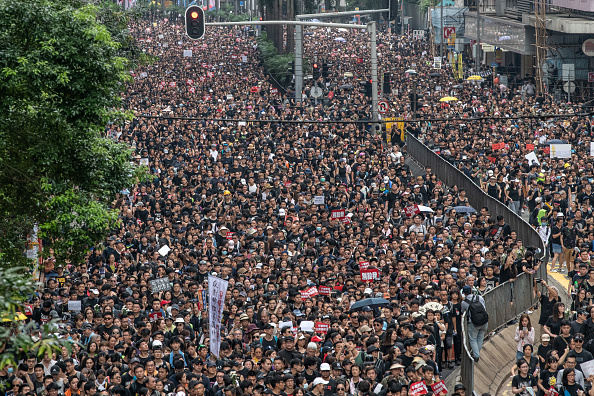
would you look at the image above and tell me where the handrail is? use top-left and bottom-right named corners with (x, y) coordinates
top-left (406, 133), bottom-right (549, 393)
top-left (460, 311), bottom-right (475, 393)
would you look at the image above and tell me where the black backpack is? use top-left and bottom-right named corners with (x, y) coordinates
top-left (467, 295), bottom-right (489, 326)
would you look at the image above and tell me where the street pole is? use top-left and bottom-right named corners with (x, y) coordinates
top-left (369, 21), bottom-right (378, 123)
top-left (475, 0), bottom-right (481, 70)
top-left (295, 24), bottom-right (303, 102)
top-left (440, 0), bottom-right (443, 60)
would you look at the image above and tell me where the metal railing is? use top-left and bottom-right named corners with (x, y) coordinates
top-left (406, 133), bottom-right (548, 393)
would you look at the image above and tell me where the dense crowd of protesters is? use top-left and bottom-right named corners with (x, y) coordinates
top-left (6, 10), bottom-right (590, 396)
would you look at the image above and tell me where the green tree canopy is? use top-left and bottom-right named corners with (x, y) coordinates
top-left (0, 0), bottom-right (145, 267)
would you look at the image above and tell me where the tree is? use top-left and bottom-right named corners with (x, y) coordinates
top-left (0, 0), bottom-right (146, 267)
top-left (0, 267), bottom-right (70, 370)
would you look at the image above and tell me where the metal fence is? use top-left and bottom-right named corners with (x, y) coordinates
top-left (406, 134), bottom-right (548, 393)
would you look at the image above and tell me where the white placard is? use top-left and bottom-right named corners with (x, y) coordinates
top-left (279, 321), bottom-right (293, 331)
top-left (68, 300), bottom-right (82, 312)
top-left (183, 50), bottom-right (193, 57)
top-left (550, 144), bottom-right (571, 159)
top-left (140, 158), bottom-right (149, 166)
top-left (590, 142), bottom-right (594, 156)
top-left (300, 321), bottom-right (315, 332)
top-left (525, 152), bottom-right (540, 166)
top-left (158, 34), bottom-right (164, 39)
top-left (158, 245), bottom-right (171, 256)
top-left (313, 196), bottom-right (325, 205)
top-left (582, 359), bottom-right (594, 378)
top-left (241, 55), bottom-right (248, 63)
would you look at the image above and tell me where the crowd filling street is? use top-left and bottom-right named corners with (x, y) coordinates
top-left (9, 10), bottom-right (594, 396)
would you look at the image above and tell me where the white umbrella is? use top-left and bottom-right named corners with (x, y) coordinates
top-left (334, 37), bottom-right (346, 42)
top-left (417, 205), bottom-right (434, 213)
top-left (405, 69), bottom-right (417, 75)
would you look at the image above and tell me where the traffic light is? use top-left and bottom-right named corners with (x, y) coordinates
top-left (383, 72), bottom-right (391, 94)
top-left (313, 63), bottom-right (320, 79)
top-left (360, 80), bottom-right (372, 97)
top-left (322, 63), bottom-right (329, 78)
top-left (185, 6), bottom-right (205, 40)
top-left (389, 0), bottom-right (399, 21)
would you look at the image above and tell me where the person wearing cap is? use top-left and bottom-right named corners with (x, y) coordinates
top-left (309, 378), bottom-right (329, 396)
top-left (317, 362), bottom-right (337, 396)
top-left (454, 383), bottom-right (467, 396)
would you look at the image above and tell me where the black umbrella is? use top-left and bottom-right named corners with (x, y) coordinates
top-left (543, 139), bottom-right (568, 145)
top-left (338, 84), bottom-right (353, 90)
top-left (350, 297), bottom-right (390, 312)
top-left (429, 72), bottom-right (441, 77)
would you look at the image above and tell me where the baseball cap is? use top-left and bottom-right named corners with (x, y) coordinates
top-left (320, 363), bottom-right (331, 371)
top-left (313, 378), bottom-right (329, 386)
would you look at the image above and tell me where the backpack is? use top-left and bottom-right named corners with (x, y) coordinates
top-left (467, 295), bottom-right (489, 326)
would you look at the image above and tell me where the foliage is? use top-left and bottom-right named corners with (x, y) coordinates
top-left (205, 4), bottom-right (251, 22)
top-left (420, 0), bottom-right (439, 15)
top-left (0, 267), bottom-right (71, 370)
top-left (257, 33), bottom-right (295, 90)
top-left (0, 0), bottom-right (146, 267)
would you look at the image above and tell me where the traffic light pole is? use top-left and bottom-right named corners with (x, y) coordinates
top-left (295, 24), bottom-right (303, 105)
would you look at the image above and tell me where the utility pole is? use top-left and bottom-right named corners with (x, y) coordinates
top-left (440, 0), bottom-right (443, 60)
top-left (475, 0), bottom-right (481, 70)
top-left (369, 21), bottom-right (378, 123)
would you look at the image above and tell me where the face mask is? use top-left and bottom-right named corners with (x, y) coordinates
top-left (222, 251), bottom-right (227, 256)
top-left (316, 227), bottom-right (322, 232)
top-left (7, 368), bottom-right (12, 374)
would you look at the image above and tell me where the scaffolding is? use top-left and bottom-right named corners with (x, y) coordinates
top-left (534, 0), bottom-right (547, 94)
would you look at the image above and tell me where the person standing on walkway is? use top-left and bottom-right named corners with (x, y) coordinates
top-left (461, 285), bottom-right (489, 362)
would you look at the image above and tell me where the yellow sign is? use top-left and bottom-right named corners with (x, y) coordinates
top-left (457, 54), bottom-right (463, 79)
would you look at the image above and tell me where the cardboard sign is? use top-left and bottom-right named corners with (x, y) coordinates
top-left (331, 209), bottom-right (346, 220)
top-left (360, 268), bottom-right (380, 282)
top-left (226, 232), bottom-right (235, 240)
top-left (431, 381), bottom-right (448, 396)
top-left (543, 147), bottom-right (550, 154)
top-left (314, 322), bottom-right (330, 333)
top-left (313, 196), bottom-right (325, 205)
top-left (591, 142), bottom-right (594, 156)
top-left (150, 277), bottom-right (172, 293)
top-left (300, 286), bottom-right (319, 299)
top-left (24, 305), bottom-right (33, 316)
top-left (359, 261), bottom-right (370, 270)
top-left (68, 300), bottom-right (82, 312)
top-left (149, 312), bottom-right (163, 322)
top-left (403, 205), bottom-right (420, 217)
top-left (271, 88), bottom-right (278, 95)
top-left (168, 82), bottom-right (176, 87)
top-left (183, 50), bottom-right (193, 57)
top-left (250, 86), bottom-right (259, 93)
top-left (487, 156), bottom-right (497, 164)
top-left (410, 381), bottom-right (428, 396)
top-left (328, 91), bottom-right (334, 99)
top-left (318, 286), bottom-right (332, 296)
top-left (526, 144), bottom-right (535, 151)
top-left (186, 79), bottom-right (194, 85)
top-left (491, 143), bottom-right (504, 150)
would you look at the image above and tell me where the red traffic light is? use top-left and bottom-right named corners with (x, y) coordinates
top-left (185, 6), bottom-right (205, 39)
top-left (313, 63), bottom-right (318, 68)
